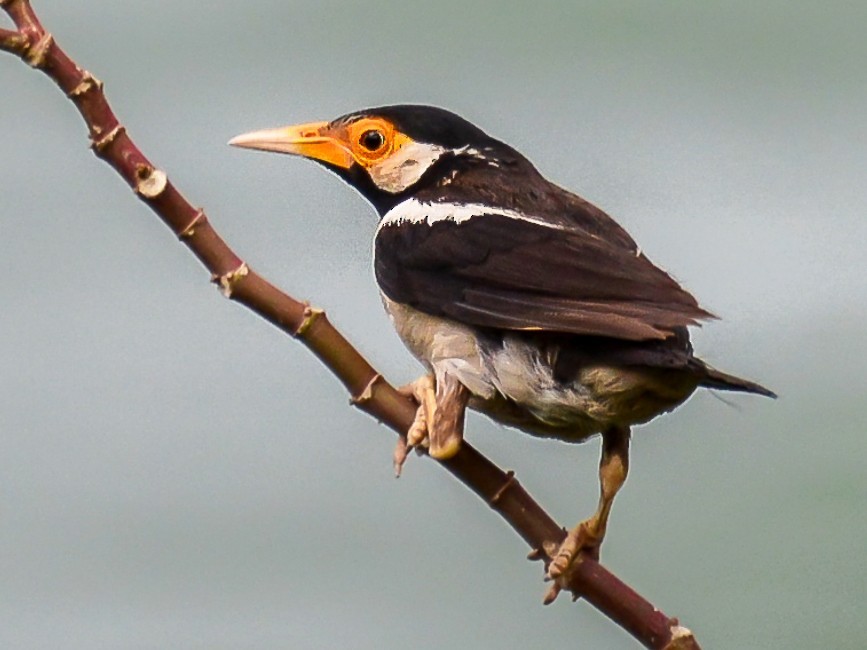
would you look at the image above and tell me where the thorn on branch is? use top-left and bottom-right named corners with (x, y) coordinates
top-left (212, 262), bottom-right (249, 298)
top-left (294, 305), bottom-right (324, 338)
top-left (350, 373), bottom-right (383, 406)
top-left (489, 470), bottom-right (517, 505)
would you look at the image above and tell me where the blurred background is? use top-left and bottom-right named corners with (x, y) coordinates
top-left (1, 2), bottom-right (865, 648)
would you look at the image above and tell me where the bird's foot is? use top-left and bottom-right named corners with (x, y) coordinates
top-left (542, 520), bottom-right (603, 604)
top-left (393, 374), bottom-right (436, 476)
top-left (393, 373), bottom-right (469, 475)
top-left (396, 372), bottom-right (436, 444)
top-left (391, 407), bottom-right (432, 477)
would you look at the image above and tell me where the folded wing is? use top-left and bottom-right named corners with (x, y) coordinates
top-left (375, 203), bottom-right (713, 341)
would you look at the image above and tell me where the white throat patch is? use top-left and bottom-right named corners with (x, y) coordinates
top-left (367, 141), bottom-right (447, 193)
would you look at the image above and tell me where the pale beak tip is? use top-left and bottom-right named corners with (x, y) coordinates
top-left (227, 133), bottom-right (249, 148)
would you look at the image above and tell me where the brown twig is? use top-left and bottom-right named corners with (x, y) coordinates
top-left (0, 3), bottom-right (699, 648)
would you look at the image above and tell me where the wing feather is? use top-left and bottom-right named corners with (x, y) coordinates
top-left (375, 202), bottom-right (713, 341)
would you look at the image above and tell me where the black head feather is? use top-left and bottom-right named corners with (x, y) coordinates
top-left (333, 104), bottom-right (494, 149)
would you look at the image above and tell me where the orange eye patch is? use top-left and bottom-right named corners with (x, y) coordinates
top-left (344, 118), bottom-right (412, 167)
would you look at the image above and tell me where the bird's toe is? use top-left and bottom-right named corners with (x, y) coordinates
top-left (543, 521), bottom-right (603, 603)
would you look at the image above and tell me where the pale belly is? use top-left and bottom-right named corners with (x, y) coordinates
top-left (381, 295), bottom-right (699, 442)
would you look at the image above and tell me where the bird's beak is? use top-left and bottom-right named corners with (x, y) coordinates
top-left (228, 121), bottom-right (353, 169)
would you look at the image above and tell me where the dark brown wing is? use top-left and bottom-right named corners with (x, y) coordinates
top-left (374, 202), bottom-right (713, 341)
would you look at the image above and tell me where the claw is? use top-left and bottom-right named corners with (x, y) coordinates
top-left (395, 373), bottom-right (469, 461)
top-left (542, 582), bottom-right (562, 606)
top-left (393, 435), bottom-right (410, 478)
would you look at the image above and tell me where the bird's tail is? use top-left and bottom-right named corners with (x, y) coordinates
top-left (694, 362), bottom-right (777, 398)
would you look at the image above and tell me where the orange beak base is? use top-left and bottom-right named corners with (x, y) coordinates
top-left (228, 121), bottom-right (353, 169)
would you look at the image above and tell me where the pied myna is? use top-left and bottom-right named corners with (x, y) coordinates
top-left (230, 105), bottom-right (774, 596)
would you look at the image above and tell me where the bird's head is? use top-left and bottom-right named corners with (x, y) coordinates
top-left (229, 104), bottom-right (517, 214)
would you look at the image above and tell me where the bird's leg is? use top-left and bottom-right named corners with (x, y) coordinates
top-left (430, 371), bottom-right (470, 460)
top-left (547, 426), bottom-right (631, 592)
top-left (394, 372), bottom-right (470, 474)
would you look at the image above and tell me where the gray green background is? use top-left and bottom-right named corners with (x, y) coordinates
top-left (2, 2), bottom-right (865, 648)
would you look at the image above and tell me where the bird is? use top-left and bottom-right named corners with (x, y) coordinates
top-left (229, 104), bottom-right (774, 598)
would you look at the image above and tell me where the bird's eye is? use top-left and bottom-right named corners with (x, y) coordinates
top-left (359, 129), bottom-right (386, 152)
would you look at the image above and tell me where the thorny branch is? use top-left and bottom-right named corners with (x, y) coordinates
top-left (0, 3), bottom-right (700, 648)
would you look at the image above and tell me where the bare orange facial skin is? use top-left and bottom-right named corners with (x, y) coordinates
top-left (229, 117), bottom-right (414, 170)
top-left (340, 117), bottom-right (413, 168)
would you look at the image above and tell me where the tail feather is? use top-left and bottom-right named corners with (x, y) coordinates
top-left (696, 363), bottom-right (777, 399)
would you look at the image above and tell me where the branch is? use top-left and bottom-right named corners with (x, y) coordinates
top-left (0, 3), bottom-right (699, 648)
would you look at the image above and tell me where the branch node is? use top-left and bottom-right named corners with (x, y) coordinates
top-left (177, 208), bottom-right (206, 240)
top-left (664, 625), bottom-right (696, 650)
top-left (90, 124), bottom-right (124, 153)
top-left (350, 373), bottom-right (383, 406)
top-left (212, 262), bottom-right (249, 298)
top-left (294, 305), bottom-right (324, 337)
top-left (489, 470), bottom-right (517, 505)
top-left (134, 165), bottom-right (168, 199)
top-left (67, 71), bottom-right (102, 98)
top-left (23, 31), bottom-right (51, 68)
